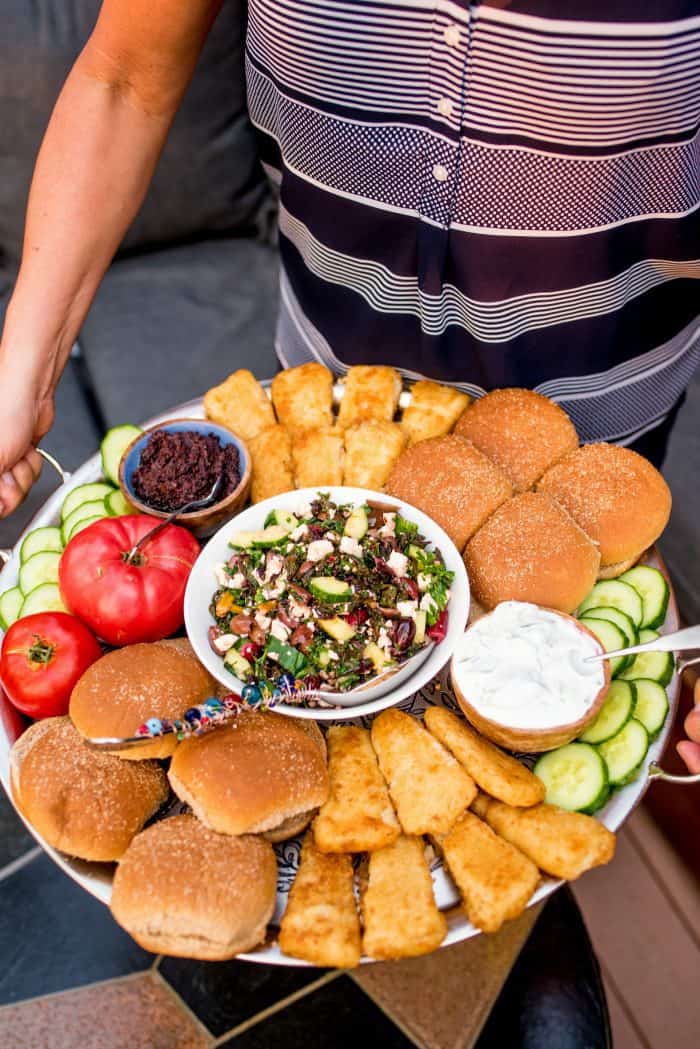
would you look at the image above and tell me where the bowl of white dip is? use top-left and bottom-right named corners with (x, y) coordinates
top-left (450, 601), bottom-right (611, 752)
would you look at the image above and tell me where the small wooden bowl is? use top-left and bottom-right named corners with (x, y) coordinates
top-left (119, 418), bottom-right (251, 539)
top-left (450, 610), bottom-right (611, 753)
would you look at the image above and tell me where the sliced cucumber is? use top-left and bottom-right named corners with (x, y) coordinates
top-left (534, 743), bottom-right (610, 814)
top-left (632, 679), bottom-right (669, 741)
top-left (407, 543), bottom-right (425, 562)
top-left (309, 577), bottom-right (352, 603)
top-left (105, 489), bottom-right (134, 516)
top-left (580, 607), bottom-right (637, 648)
top-left (577, 579), bottom-right (644, 629)
top-left (579, 618), bottom-right (630, 678)
top-left (597, 718), bottom-right (649, 786)
top-left (344, 505), bottom-right (368, 540)
top-left (414, 609), bottom-right (427, 645)
top-left (579, 680), bottom-right (637, 744)
top-left (67, 515), bottom-right (105, 542)
top-left (363, 641), bottom-right (394, 673)
top-left (317, 617), bottom-right (356, 642)
top-left (264, 509), bottom-right (299, 532)
top-left (224, 647), bottom-right (253, 679)
top-left (20, 526), bottom-right (63, 563)
top-left (618, 639), bottom-right (674, 686)
top-left (61, 500), bottom-right (107, 544)
top-left (101, 424), bottom-right (142, 486)
top-left (61, 482), bottom-right (115, 522)
top-left (618, 565), bottom-right (670, 630)
top-left (0, 587), bottom-right (24, 630)
top-left (228, 530), bottom-right (256, 549)
top-left (18, 551), bottom-right (61, 596)
top-left (20, 582), bottom-right (68, 616)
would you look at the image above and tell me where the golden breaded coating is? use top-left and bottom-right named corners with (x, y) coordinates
top-left (204, 369), bottom-right (275, 442)
top-left (442, 811), bottom-right (539, 934)
top-left (271, 362), bottom-right (334, 433)
top-left (291, 426), bottom-right (344, 488)
top-left (401, 381), bottom-right (470, 446)
top-left (279, 834), bottom-right (361, 968)
top-left (475, 797), bottom-right (615, 881)
top-left (424, 707), bottom-right (545, 808)
top-left (336, 365), bottom-right (402, 428)
top-left (248, 424), bottom-right (295, 503)
top-left (371, 709), bottom-right (476, 836)
top-left (343, 421), bottom-right (407, 489)
top-left (361, 835), bottom-right (447, 959)
top-left (314, 727), bottom-right (400, 853)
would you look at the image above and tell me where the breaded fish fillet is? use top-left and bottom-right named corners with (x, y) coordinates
top-left (424, 707), bottom-right (545, 808)
top-left (371, 709), bottom-right (476, 836)
top-left (248, 424), bottom-right (295, 503)
top-left (337, 365), bottom-right (402, 428)
top-left (271, 362), bottom-right (334, 433)
top-left (314, 726), bottom-right (400, 853)
top-left (279, 834), bottom-right (361, 968)
top-left (291, 426), bottom-right (344, 488)
top-left (401, 381), bottom-right (470, 446)
top-left (361, 835), bottom-right (447, 959)
top-left (343, 420), bottom-right (407, 489)
top-left (204, 368), bottom-right (275, 441)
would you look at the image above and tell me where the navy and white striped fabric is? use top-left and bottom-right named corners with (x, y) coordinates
top-left (246, 0), bottom-right (700, 442)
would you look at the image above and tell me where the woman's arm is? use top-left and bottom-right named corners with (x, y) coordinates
top-left (0, 0), bottom-right (222, 517)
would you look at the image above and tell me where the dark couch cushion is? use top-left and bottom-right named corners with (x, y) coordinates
top-left (0, 0), bottom-right (269, 268)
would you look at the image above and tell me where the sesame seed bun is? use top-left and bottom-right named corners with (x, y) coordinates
top-left (110, 815), bottom-right (277, 959)
top-left (463, 492), bottom-right (601, 613)
top-left (537, 443), bottom-right (672, 567)
top-left (69, 641), bottom-right (216, 760)
top-left (385, 434), bottom-right (513, 550)
top-left (168, 711), bottom-right (329, 841)
top-left (454, 388), bottom-right (579, 493)
top-left (10, 717), bottom-right (169, 862)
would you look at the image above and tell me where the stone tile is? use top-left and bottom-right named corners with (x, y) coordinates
top-left (217, 975), bottom-right (415, 1049)
top-left (0, 853), bottom-right (151, 1005)
top-left (0, 971), bottom-right (210, 1049)
top-left (158, 956), bottom-right (328, 1037)
top-left (0, 788), bottom-right (33, 869)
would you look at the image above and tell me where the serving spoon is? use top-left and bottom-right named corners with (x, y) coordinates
top-left (124, 474), bottom-right (224, 563)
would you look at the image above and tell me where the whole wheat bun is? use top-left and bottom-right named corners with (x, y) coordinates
top-left (10, 717), bottom-right (169, 861)
top-left (454, 388), bottom-right (579, 492)
top-left (463, 492), bottom-right (600, 614)
top-left (385, 434), bottom-right (513, 550)
top-left (69, 640), bottom-right (216, 760)
top-left (168, 711), bottom-right (329, 841)
top-left (537, 442), bottom-right (672, 567)
top-left (110, 815), bottom-right (277, 959)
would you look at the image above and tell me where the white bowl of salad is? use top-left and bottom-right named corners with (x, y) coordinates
top-left (184, 487), bottom-right (470, 721)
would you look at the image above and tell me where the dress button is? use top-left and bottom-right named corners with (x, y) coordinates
top-left (437, 98), bottom-right (454, 118)
top-left (443, 24), bottom-right (461, 48)
top-left (432, 164), bottom-right (449, 183)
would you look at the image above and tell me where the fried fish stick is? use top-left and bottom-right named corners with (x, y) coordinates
top-left (204, 369), bottom-right (275, 441)
top-left (291, 426), bottom-right (344, 488)
top-left (314, 727), bottom-right (400, 853)
top-left (401, 381), bottom-right (470, 446)
top-left (474, 796), bottom-right (616, 881)
top-left (441, 811), bottom-right (539, 934)
top-left (424, 707), bottom-right (545, 807)
top-left (337, 365), bottom-right (401, 428)
top-left (342, 421), bottom-right (407, 489)
top-left (248, 424), bottom-right (295, 503)
top-left (271, 362), bottom-right (334, 433)
top-left (279, 834), bottom-right (361, 968)
top-left (371, 709), bottom-right (476, 836)
top-left (362, 835), bottom-right (447, 959)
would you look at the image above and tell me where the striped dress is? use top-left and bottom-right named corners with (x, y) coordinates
top-left (246, 0), bottom-right (700, 443)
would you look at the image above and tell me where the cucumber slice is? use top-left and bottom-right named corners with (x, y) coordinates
top-left (61, 500), bottom-right (107, 544)
top-left (618, 565), bottom-right (670, 630)
top-left (597, 718), bottom-right (649, 786)
top-left (252, 526), bottom-right (290, 549)
top-left (18, 551), bottom-right (61, 596)
top-left (0, 587), bottom-right (24, 630)
top-left (20, 582), bottom-right (68, 616)
top-left (223, 648), bottom-right (253, 679)
top-left (618, 633), bottom-right (674, 686)
top-left (317, 617), bottom-right (356, 642)
top-left (20, 526), bottom-right (63, 563)
top-left (363, 641), bottom-right (394, 673)
top-left (577, 579), bottom-right (644, 629)
top-left (632, 679), bottom-right (669, 740)
top-left (101, 424), bottom-right (142, 486)
top-left (578, 618), bottom-right (630, 678)
top-left (344, 505), bottom-right (368, 540)
top-left (105, 489), bottom-right (134, 516)
top-left (534, 743), bottom-right (610, 814)
top-left (414, 609), bottom-right (427, 645)
top-left (67, 515), bottom-right (105, 542)
top-left (579, 680), bottom-right (637, 744)
top-left (264, 509), bottom-right (299, 532)
top-left (580, 607), bottom-right (637, 648)
top-left (61, 482), bottom-right (115, 522)
top-left (309, 577), bottom-right (352, 603)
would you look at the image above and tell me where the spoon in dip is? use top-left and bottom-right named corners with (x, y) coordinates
top-left (124, 474), bottom-right (224, 563)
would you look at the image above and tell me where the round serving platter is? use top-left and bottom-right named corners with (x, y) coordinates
top-left (0, 390), bottom-right (681, 966)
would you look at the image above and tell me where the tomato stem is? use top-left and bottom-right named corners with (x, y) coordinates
top-left (28, 635), bottom-right (55, 665)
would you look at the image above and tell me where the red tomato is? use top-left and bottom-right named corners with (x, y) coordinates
top-left (0, 612), bottom-right (102, 718)
top-left (59, 515), bottom-right (200, 646)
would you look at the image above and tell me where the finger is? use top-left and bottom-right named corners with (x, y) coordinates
top-left (10, 457), bottom-right (38, 498)
top-left (695, 676), bottom-right (700, 707)
top-left (676, 740), bottom-right (700, 775)
top-left (0, 471), bottom-right (23, 518)
top-left (26, 448), bottom-right (44, 482)
top-left (683, 706), bottom-right (700, 744)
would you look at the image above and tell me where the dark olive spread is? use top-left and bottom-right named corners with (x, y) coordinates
top-left (132, 429), bottom-right (240, 512)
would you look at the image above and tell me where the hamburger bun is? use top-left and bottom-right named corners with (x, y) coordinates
top-left (385, 434), bottom-right (513, 550)
top-left (70, 641), bottom-right (216, 760)
top-left (537, 442), bottom-right (672, 568)
top-left (454, 388), bottom-right (579, 492)
top-left (10, 717), bottom-right (169, 862)
top-left (111, 815), bottom-right (277, 958)
top-left (168, 711), bottom-right (329, 841)
top-left (463, 492), bottom-right (600, 613)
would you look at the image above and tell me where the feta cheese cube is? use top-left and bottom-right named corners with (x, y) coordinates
top-left (378, 513), bottom-right (396, 538)
top-left (417, 572), bottom-right (431, 593)
top-left (387, 550), bottom-right (408, 578)
top-left (307, 539), bottom-right (334, 562)
top-left (254, 612), bottom-right (272, 631)
top-left (289, 523), bottom-right (309, 541)
top-left (339, 535), bottom-right (363, 559)
top-left (264, 552), bottom-right (285, 582)
top-left (396, 600), bottom-right (418, 619)
top-left (270, 620), bottom-right (290, 642)
top-left (214, 563), bottom-right (231, 588)
top-left (213, 633), bottom-right (236, 653)
top-left (377, 627), bottom-right (392, 651)
top-left (229, 571), bottom-right (245, 590)
top-left (420, 593), bottom-right (437, 616)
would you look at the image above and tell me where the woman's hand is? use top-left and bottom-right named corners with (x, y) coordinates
top-left (0, 352), bottom-right (49, 517)
top-left (677, 677), bottom-right (700, 774)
